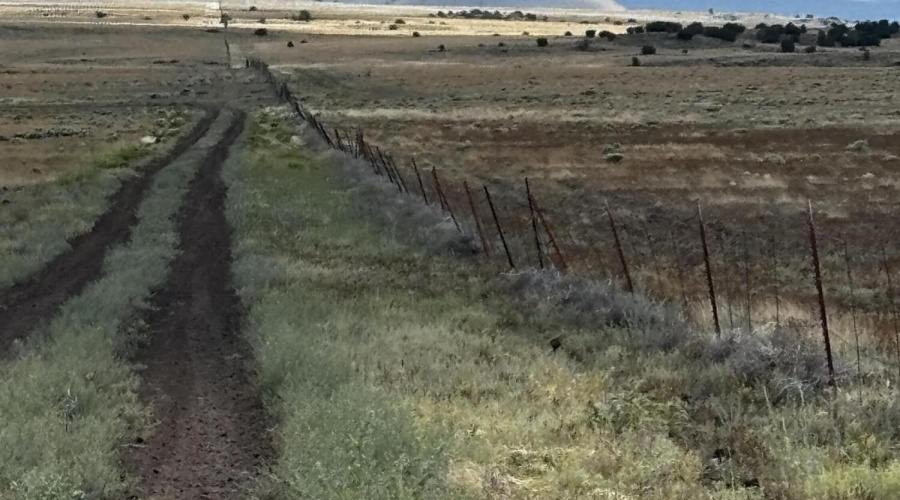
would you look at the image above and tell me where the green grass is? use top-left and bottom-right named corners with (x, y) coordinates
top-left (0, 108), bottom-right (193, 292)
top-left (0, 167), bottom-right (132, 291)
top-left (0, 116), bottom-right (234, 500)
top-left (90, 144), bottom-right (151, 171)
top-left (231, 108), bottom-right (900, 500)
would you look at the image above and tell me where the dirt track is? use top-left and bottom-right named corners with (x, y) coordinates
top-left (122, 109), bottom-right (271, 499)
top-left (0, 106), bottom-right (219, 357)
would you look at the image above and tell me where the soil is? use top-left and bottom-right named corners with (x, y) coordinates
top-left (122, 109), bottom-right (272, 500)
top-left (0, 106), bottom-right (218, 356)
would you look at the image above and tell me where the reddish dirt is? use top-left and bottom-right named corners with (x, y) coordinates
top-left (0, 106), bottom-right (218, 357)
top-left (123, 109), bottom-right (272, 499)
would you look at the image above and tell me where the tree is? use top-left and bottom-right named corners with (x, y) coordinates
top-left (780, 38), bottom-right (795, 52)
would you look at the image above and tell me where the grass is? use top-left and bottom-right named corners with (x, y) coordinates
top-left (90, 144), bottom-right (151, 171)
top-left (0, 108), bottom-right (192, 291)
top-left (228, 107), bottom-right (900, 500)
top-left (0, 116), bottom-right (232, 499)
top-left (0, 166), bottom-right (132, 291)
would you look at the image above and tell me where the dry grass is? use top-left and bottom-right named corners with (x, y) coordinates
top-left (226, 108), bottom-right (900, 500)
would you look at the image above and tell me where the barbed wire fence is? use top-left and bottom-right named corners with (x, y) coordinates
top-left (247, 56), bottom-right (900, 388)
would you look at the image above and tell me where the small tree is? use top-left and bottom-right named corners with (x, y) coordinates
top-left (804, 44), bottom-right (816, 53)
top-left (412, 31), bottom-right (421, 37)
top-left (249, 5), bottom-right (258, 11)
top-left (182, 14), bottom-right (190, 21)
top-left (536, 37), bottom-right (549, 47)
top-left (297, 10), bottom-right (312, 22)
top-left (863, 48), bottom-right (871, 61)
top-left (95, 11), bottom-right (108, 18)
top-left (780, 37), bottom-right (795, 52)
top-left (395, 18), bottom-right (406, 24)
top-left (631, 56), bottom-right (641, 66)
top-left (641, 45), bottom-right (656, 55)
top-left (254, 28), bottom-right (268, 36)
top-left (599, 30), bottom-right (616, 41)
top-left (585, 29), bottom-right (596, 38)
top-left (564, 31), bottom-right (572, 36)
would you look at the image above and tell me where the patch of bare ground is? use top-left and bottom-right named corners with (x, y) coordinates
top-left (123, 109), bottom-right (271, 499)
top-left (0, 107), bottom-right (218, 356)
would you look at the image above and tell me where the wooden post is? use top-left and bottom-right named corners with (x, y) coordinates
top-left (806, 201), bottom-right (835, 387)
top-left (525, 178), bottom-right (545, 269)
top-left (464, 181), bottom-right (491, 256)
top-left (698, 204), bottom-right (721, 337)
top-left (484, 185), bottom-right (515, 270)
top-left (605, 201), bottom-right (634, 293)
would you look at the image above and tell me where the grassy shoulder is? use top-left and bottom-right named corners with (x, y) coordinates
top-left (0, 116), bottom-right (229, 499)
top-left (0, 110), bottom-right (190, 291)
top-left (228, 108), bottom-right (900, 500)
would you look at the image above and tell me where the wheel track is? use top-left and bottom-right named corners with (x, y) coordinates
top-left (123, 108), bottom-right (271, 499)
top-left (0, 106), bottom-right (219, 357)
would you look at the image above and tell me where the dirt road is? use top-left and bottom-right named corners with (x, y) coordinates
top-left (122, 108), bottom-right (271, 499)
top-left (0, 107), bottom-right (219, 356)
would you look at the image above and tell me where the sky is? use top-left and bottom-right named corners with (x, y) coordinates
top-left (620, 0), bottom-right (899, 20)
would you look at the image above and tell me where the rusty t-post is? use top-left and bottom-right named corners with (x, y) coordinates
top-left (525, 179), bottom-right (545, 269)
top-left (698, 204), bottom-right (721, 337)
top-left (806, 201), bottom-right (835, 387)
top-left (881, 244), bottom-right (900, 383)
top-left (484, 185), bottom-right (515, 270)
top-left (669, 228), bottom-right (690, 315)
top-left (769, 234), bottom-right (781, 325)
top-left (534, 203), bottom-right (569, 274)
top-left (412, 159), bottom-right (429, 204)
top-left (841, 239), bottom-right (861, 389)
top-left (431, 168), bottom-right (461, 232)
top-left (605, 201), bottom-right (634, 293)
top-left (388, 155), bottom-right (409, 193)
top-left (464, 181), bottom-right (491, 256)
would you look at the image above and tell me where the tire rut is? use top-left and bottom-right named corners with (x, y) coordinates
top-left (0, 107), bottom-right (220, 356)
top-left (123, 109), bottom-right (271, 500)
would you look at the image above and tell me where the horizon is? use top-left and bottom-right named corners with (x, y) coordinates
top-left (620, 0), bottom-right (900, 20)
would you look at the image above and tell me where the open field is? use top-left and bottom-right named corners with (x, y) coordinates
top-left (3, 1), bottom-right (900, 499)
top-left (244, 18), bottom-right (900, 356)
